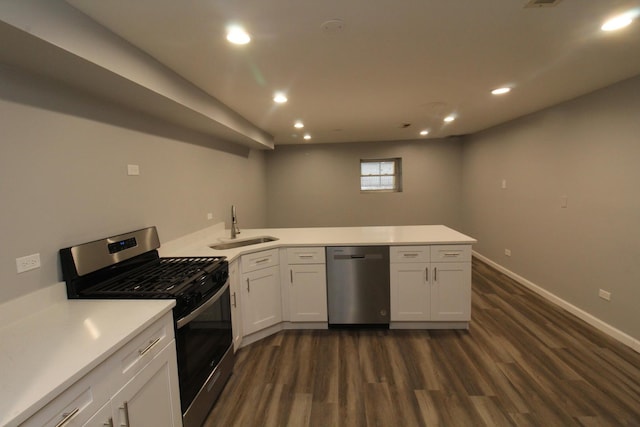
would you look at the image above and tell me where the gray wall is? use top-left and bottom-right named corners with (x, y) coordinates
top-left (0, 65), bottom-right (267, 304)
top-left (265, 139), bottom-right (463, 228)
top-left (461, 74), bottom-right (640, 340)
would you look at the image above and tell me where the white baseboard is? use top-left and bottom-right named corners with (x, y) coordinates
top-left (473, 251), bottom-right (640, 353)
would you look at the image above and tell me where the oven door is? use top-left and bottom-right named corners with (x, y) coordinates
top-left (175, 280), bottom-right (233, 426)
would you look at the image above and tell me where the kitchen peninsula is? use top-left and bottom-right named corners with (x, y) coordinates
top-left (160, 224), bottom-right (476, 347)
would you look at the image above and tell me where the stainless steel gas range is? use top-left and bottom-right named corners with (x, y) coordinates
top-left (60, 226), bottom-right (233, 427)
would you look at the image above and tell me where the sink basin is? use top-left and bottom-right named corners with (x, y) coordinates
top-left (209, 236), bottom-right (279, 250)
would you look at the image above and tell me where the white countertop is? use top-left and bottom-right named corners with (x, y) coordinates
top-left (0, 284), bottom-right (174, 426)
top-left (160, 224), bottom-right (476, 260)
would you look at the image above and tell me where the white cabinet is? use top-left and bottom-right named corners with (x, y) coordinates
top-left (285, 247), bottom-right (327, 322)
top-left (109, 343), bottom-right (181, 427)
top-left (390, 245), bottom-right (471, 322)
top-left (229, 260), bottom-right (243, 351)
top-left (22, 312), bottom-right (182, 427)
top-left (241, 249), bottom-right (282, 335)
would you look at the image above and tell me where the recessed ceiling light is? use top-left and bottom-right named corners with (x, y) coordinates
top-left (601, 13), bottom-right (634, 31)
top-left (303, 134), bottom-right (311, 140)
top-left (491, 87), bottom-right (511, 95)
top-left (294, 121), bottom-right (304, 129)
top-left (226, 26), bottom-right (251, 44)
top-left (273, 93), bottom-right (288, 104)
top-left (443, 115), bottom-right (456, 123)
top-left (419, 130), bottom-right (429, 136)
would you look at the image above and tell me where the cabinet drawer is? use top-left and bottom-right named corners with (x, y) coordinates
top-left (241, 248), bottom-right (279, 273)
top-left (22, 358), bottom-right (113, 427)
top-left (286, 247), bottom-right (326, 264)
top-left (390, 246), bottom-right (430, 263)
top-left (431, 245), bottom-right (471, 262)
top-left (111, 311), bottom-right (174, 387)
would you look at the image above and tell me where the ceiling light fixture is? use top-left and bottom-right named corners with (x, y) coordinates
top-left (443, 115), bottom-right (456, 123)
top-left (226, 25), bottom-right (251, 44)
top-left (419, 130), bottom-right (429, 136)
top-left (303, 134), bottom-right (311, 140)
top-left (273, 93), bottom-right (288, 104)
top-left (491, 87), bottom-right (512, 95)
top-left (294, 121), bottom-right (304, 128)
top-left (601, 13), bottom-right (635, 31)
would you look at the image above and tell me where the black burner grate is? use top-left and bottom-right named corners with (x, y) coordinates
top-left (90, 257), bottom-right (224, 296)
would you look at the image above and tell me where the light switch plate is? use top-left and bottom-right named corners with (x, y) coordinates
top-left (127, 164), bottom-right (140, 176)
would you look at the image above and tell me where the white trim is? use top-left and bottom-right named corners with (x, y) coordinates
top-left (473, 251), bottom-right (640, 353)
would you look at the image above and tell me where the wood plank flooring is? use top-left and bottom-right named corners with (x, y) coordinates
top-left (204, 258), bottom-right (640, 426)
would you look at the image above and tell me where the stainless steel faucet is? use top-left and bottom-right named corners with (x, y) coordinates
top-left (231, 205), bottom-right (240, 239)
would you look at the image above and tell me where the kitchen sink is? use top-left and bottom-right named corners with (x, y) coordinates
top-left (209, 236), bottom-right (279, 250)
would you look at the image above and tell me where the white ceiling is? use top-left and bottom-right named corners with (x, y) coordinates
top-left (65, 0), bottom-right (640, 145)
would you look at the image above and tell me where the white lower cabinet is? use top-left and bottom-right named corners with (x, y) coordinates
top-left (109, 343), bottom-right (181, 427)
top-left (241, 249), bottom-right (282, 335)
top-left (23, 312), bottom-right (182, 427)
top-left (285, 247), bottom-right (327, 322)
top-left (390, 245), bottom-right (471, 322)
top-left (390, 262), bottom-right (430, 321)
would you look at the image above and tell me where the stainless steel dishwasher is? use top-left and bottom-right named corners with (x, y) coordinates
top-left (326, 246), bottom-right (390, 326)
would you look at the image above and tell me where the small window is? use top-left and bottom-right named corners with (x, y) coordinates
top-left (360, 158), bottom-right (402, 192)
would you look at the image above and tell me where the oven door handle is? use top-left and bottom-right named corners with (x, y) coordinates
top-left (176, 280), bottom-right (230, 329)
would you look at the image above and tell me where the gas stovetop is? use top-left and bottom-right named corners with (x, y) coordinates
top-left (60, 227), bottom-right (228, 318)
top-left (87, 256), bottom-right (226, 296)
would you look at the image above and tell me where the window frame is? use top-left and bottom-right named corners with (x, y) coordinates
top-left (359, 158), bottom-right (403, 193)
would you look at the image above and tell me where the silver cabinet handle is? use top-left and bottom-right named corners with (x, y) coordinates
top-left (138, 337), bottom-right (161, 357)
top-left (120, 402), bottom-right (131, 427)
top-left (246, 278), bottom-right (250, 292)
top-left (403, 253), bottom-right (419, 258)
top-left (255, 258), bottom-right (269, 264)
top-left (443, 252), bottom-right (459, 257)
top-left (104, 417), bottom-right (114, 427)
top-left (434, 267), bottom-right (438, 282)
top-left (290, 269), bottom-right (293, 284)
top-left (55, 408), bottom-right (79, 427)
top-left (425, 267), bottom-right (429, 282)
top-left (232, 291), bottom-right (237, 308)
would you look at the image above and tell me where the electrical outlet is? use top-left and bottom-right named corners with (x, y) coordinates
top-left (504, 249), bottom-right (512, 256)
top-left (16, 253), bottom-right (41, 273)
top-left (501, 179), bottom-right (507, 189)
top-left (598, 289), bottom-right (611, 301)
top-left (207, 212), bottom-right (213, 220)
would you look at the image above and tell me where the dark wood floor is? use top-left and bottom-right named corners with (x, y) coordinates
top-left (204, 258), bottom-right (640, 426)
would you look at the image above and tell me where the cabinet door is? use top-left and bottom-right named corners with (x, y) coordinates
top-left (430, 262), bottom-right (471, 321)
top-left (288, 264), bottom-right (327, 322)
top-left (390, 263), bottom-right (430, 321)
top-left (229, 260), bottom-right (243, 351)
top-left (111, 343), bottom-right (182, 427)
top-left (242, 265), bottom-right (282, 335)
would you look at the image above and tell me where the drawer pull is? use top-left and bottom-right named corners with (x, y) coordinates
top-left (247, 278), bottom-right (250, 292)
top-left (255, 258), bottom-right (270, 264)
top-left (232, 291), bottom-right (237, 308)
top-left (425, 267), bottom-right (429, 282)
top-left (104, 417), bottom-right (114, 427)
top-left (138, 337), bottom-right (161, 357)
top-left (299, 254), bottom-right (314, 258)
top-left (434, 267), bottom-right (438, 282)
top-left (402, 253), bottom-right (419, 257)
top-left (290, 269), bottom-right (293, 284)
top-left (443, 252), bottom-right (460, 257)
top-left (55, 408), bottom-right (80, 427)
top-left (120, 401), bottom-right (131, 427)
